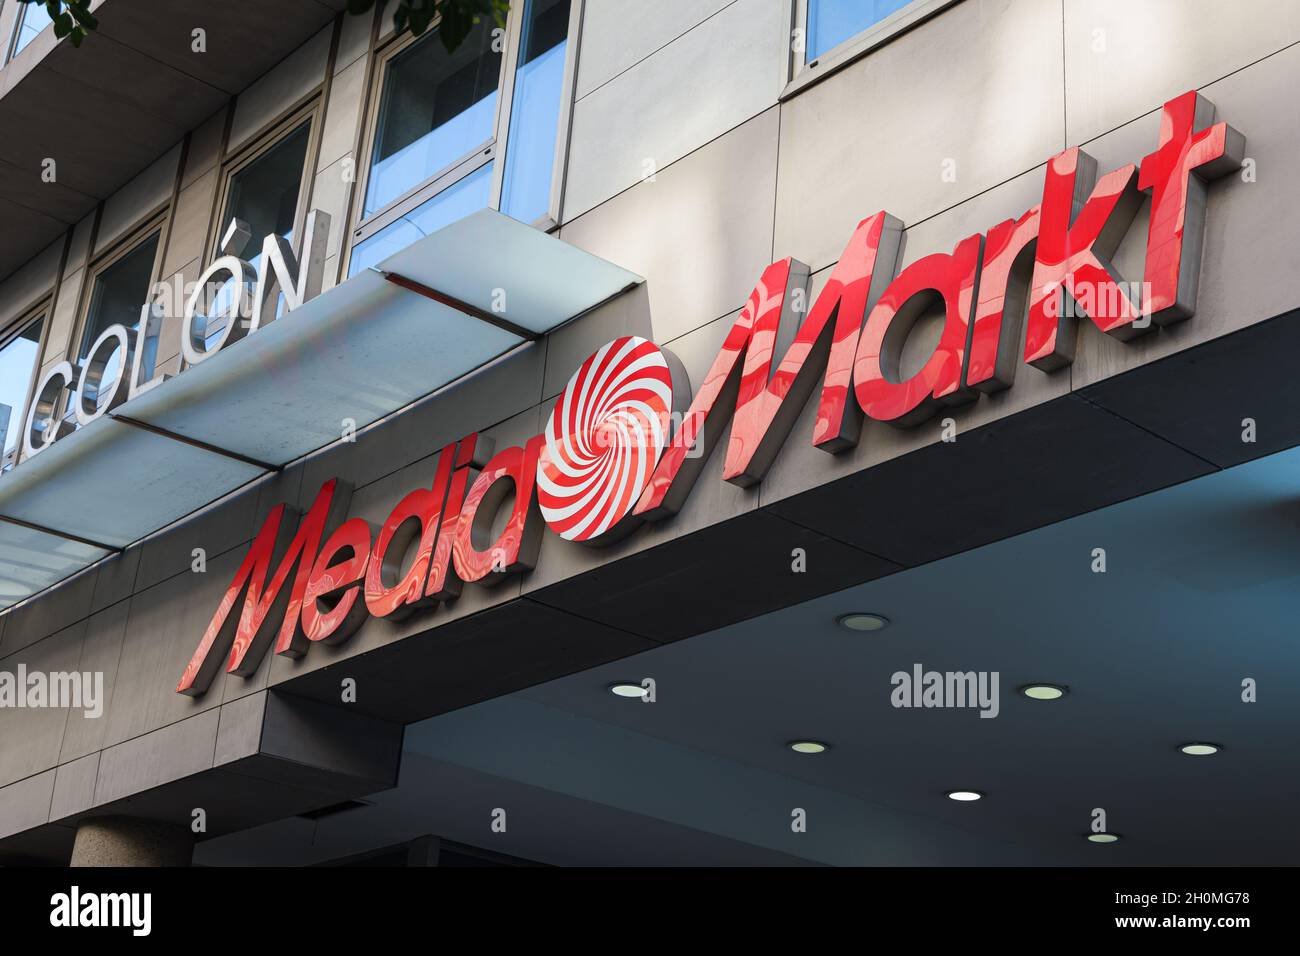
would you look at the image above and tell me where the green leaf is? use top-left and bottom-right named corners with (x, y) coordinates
top-left (407, 0), bottom-right (436, 37)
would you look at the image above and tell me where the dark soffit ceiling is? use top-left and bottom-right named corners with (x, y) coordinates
top-left (0, 0), bottom-right (347, 280)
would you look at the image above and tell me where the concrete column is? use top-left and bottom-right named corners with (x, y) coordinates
top-left (70, 817), bottom-right (194, 867)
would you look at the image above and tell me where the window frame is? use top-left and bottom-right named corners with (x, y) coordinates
top-left (0, 301), bottom-right (52, 471)
top-left (345, 0), bottom-right (583, 276)
top-left (6, 0), bottom-right (52, 62)
top-left (784, 0), bottom-right (961, 99)
top-left (204, 99), bottom-right (323, 268)
top-left (71, 216), bottom-right (168, 381)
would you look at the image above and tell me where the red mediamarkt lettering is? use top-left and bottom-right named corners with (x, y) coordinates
top-left (178, 91), bottom-right (1242, 696)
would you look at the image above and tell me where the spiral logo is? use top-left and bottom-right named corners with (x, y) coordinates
top-left (537, 336), bottom-right (676, 542)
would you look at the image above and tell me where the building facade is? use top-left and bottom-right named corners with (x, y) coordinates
top-left (0, 0), bottom-right (1297, 866)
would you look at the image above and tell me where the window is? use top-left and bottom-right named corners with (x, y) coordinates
top-left (349, 0), bottom-right (575, 276)
top-left (199, 118), bottom-right (313, 347)
top-left (0, 313), bottom-right (44, 466)
top-left (500, 0), bottom-right (571, 224)
top-left (10, 0), bottom-right (53, 58)
top-left (223, 121), bottom-right (312, 252)
top-left (78, 230), bottom-right (162, 411)
top-left (805, 0), bottom-right (918, 62)
top-left (364, 20), bottom-right (501, 219)
top-left (350, 162), bottom-right (493, 275)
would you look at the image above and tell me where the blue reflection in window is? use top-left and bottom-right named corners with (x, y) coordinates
top-left (807, 0), bottom-right (915, 61)
top-left (364, 24), bottom-right (501, 218)
top-left (501, 0), bottom-right (571, 224)
top-left (0, 317), bottom-right (43, 458)
top-left (349, 163), bottom-right (493, 277)
top-left (12, 2), bottom-right (53, 57)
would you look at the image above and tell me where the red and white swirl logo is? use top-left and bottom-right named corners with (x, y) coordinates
top-left (536, 336), bottom-right (677, 542)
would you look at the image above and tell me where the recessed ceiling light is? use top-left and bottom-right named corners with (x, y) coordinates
top-left (788, 741), bottom-right (828, 754)
top-left (1020, 683), bottom-right (1067, 700)
top-left (1086, 833), bottom-right (1121, 844)
top-left (946, 790), bottom-right (983, 802)
top-left (608, 682), bottom-right (645, 699)
top-left (1179, 742), bottom-right (1221, 756)
top-left (836, 612), bottom-right (889, 632)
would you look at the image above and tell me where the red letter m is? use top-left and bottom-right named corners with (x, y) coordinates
top-left (176, 479), bottom-right (347, 697)
top-left (635, 212), bottom-right (900, 518)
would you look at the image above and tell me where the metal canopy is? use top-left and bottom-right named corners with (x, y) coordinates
top-left (0, 416), bottom-right (265, 549)
top-left (0, 522), bottom-right (108, 609)
top-left (0, 210), bottom-right (641, 612)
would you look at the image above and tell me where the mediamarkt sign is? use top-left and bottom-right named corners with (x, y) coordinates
top-left (178, 91), bottom-right (1243, 696)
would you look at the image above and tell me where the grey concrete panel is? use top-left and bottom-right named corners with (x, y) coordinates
top-left (575, 0), bottom-right (735, 99)
top-left (93, 0), bottom-right (340, 97)
top-left (251, 464), bottom-right (307, 542)
top-left (258, 691), bottom-right (401, 789)
top-left (93, 708), bottom-right (219, 807)
top-left (180, 109), bottom-right (228, 191)
top-left (89, 546), bottom-right (141, 615)
top-left (161, 166), bottom-right (218, 279)
top-left (0, 162), bottom-right (90, 228)
top-left (0, 769), bottom-right (55, 840)
top-left (64, 212), bottom-right (95, 273)
top-left (42, 31), bottom-right (228, 133)
top-left (49, 752), bottom-right (98, 821)
top-left (0, 621), bottom-right (85, 789)
top-left (94, 144), bottom-right (182, 255)
top-left (228, 25), bottom-right (332, 151)
top-left (316, 54), bottom-right (368, 172)
top-left (0, 568), bottom-right (96, 657)
top-left (214, 691), bottom-right (267, 766)
top-left (0, 0), bottom-right (340, 279)
top-left (309, 157), bottom-right (353, 261)
top-left (58, 600), bottom-right (130, 764)
top-left (100, 552), bottom-right (250, 748)
top-left (564, 0), bottom-right (786, 218)
top-left (41, 264), bottom-right (84, 362)
top-left (0, 200), bottom-right (64, 286)
top-left (1080, 309), bottom-right (1300, 469)
top-left (134, 478), bottom-right (264, 593)
top-left (335, 4), bottom-right (374, 75)
top-left (1063, 0), bottom-right (1300, 145)
top-left (1069, 44), bottom-right (1300, 391)
top-left (0, 236), bottom-right (61, 326)
top-left (768, 393), bottom-right (1215, 567)
top-left (83, 763), bottom-right (384, 838)
top-left (0, 64), bottom-right (188, 199)
top-left (774, 0), bottom-right (1066, 274)
top-left (543, 285), bottom-right (654, 400)
top-left (561, 106), bottom-right (781, 344)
